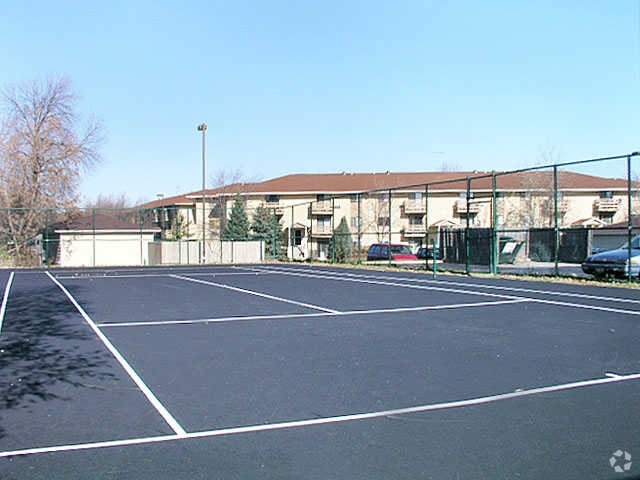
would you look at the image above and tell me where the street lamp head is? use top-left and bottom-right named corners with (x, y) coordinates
top-left (197, 123), bottom-right (207, 132)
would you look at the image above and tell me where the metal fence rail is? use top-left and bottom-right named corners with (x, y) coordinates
top-left (1, 152), bottom-right (638, 281)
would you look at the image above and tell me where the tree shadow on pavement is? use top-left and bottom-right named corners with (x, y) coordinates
top-left (0, 285), bottom-right (116, 441)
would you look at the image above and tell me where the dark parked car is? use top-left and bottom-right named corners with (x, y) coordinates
top-left (367, 243), bottom-right (418, 261)
top-left (581, 236), bottom-right (640, 279)
top-left (416, 246), bottom-right (443, 260)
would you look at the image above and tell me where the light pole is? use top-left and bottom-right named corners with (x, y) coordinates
top-left (197, 123), bottom-right (207, 263)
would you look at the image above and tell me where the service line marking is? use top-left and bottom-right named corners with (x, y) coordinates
top-left (97, 298), bottom-right (529, 328)
top-left (45, 272), bottom-right (187, 436)
top-left (170, 274), bottom-right (341, 314)
top-left (256, 265), bottom-right (640, 306)
top-left (54, 271), bottom-right (269, 280)
top-left (2, 372), bottom-right (639, 458)
top-left (0, 271), bottom-right (15, 336)
top-left (248, 266), bottom-right (640, 316)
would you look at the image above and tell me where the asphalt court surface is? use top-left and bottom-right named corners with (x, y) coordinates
top-left (0, 264), bottom-right (639, 479)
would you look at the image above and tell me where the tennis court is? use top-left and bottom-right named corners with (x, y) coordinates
top-left (0, 264), bottom-right (638, 479)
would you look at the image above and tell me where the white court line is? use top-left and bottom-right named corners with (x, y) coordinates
top-left (170, 274), bottom-right (341, 314)
top-left (97, 298), bottom-right (529, 328)
top-left (257, 265), bottom-right (640, 306)
top-left (237, 266), bottom-right (526, 301)
top-left (2, 372), bottom-right (638, 458)
top-left (54, 271), bottom-right (268, 280)
top-left (0, 271), bottom-right (14, 336)
top-left (248, 266), bottom-right (640, 316)
top-left (45, 272), bottom-right (187, 436)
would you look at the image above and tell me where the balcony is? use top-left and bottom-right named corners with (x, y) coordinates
top-left (594, 198), bottom-right (621, 213)
top-left (454, 200), bottom-right (481, 215)
top-left (403, 200), bottom-right (426, 214)
top-left (310, 225), bottom-right (333, 238)
top-left (311, 200), bottom-right (333, 215)
top-left (403, 224), bottom-right (427, 237)
top-left (264, 202), bottom-right (285, 216)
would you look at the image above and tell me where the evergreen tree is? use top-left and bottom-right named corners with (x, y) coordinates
top-left (330, 217), bottom-right (353, 262)
top-left (222, 194), bottom-right (250, 240)
top-left (251, 204), bottom-right (286, 259)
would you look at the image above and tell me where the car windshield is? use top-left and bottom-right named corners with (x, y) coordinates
top-left (390, 245), bottom-right (412, 254)
top-left (621, 236), bottom-right (640, 249)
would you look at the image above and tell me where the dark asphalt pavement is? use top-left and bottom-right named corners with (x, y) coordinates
top-left (0, 265), bottom-right (638, 479)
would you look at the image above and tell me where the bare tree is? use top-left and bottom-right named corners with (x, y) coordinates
top-left (84, 193), bottom-right (131, 210)
top-left (208, 169), bottom-right (262, 237)
top-left (0, 76), bottom-right (103, 261)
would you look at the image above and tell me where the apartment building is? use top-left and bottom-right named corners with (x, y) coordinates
top-left (141, 171), bottom-right (638, 260)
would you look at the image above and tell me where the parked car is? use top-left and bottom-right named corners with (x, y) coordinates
top-left (416, 246), bottom-right (443, 260)
top-left (367, 243), bottom-right (418, 261)
top-left (581, 236), bottom-right (640, 279)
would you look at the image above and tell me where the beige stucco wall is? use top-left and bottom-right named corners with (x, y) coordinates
top-left (180, 187), bottom-right (635, 259)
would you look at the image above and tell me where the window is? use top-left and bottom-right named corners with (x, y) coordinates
top-left (409, 215), bottom-right (423, 226)
top-left (409, 192), bottom-right (423, 201)
top-left (378, 216), bottom-right (389, 227)
top-left (599, 191), bottom-right (614, 199)
top-left (265, 194), bottom-right (280, 203)
top-left (293, 229), bottom-right (303, 246)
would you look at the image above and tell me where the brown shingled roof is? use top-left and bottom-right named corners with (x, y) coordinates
top-left (139, 193), bottom-right (196, 209)
top-left (52, 213), bottom-right (160, 232)
top-left (203, 171), bottom-right (632, 195)
top-left (137, 170), bottom-right (634, 207)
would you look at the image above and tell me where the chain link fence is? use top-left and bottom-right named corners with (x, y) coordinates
top-left (1, 153), bottom-right (638, 281)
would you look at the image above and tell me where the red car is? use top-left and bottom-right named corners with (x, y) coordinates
top-left (367, 243), bottom-right (418, 261)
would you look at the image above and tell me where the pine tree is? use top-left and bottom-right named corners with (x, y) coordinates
top-left (222, 194), bottom-right (250, 240)
top-left (330, 217), bottom-right (353, 262)
top-left (251, 204), bottom-right (286, 259)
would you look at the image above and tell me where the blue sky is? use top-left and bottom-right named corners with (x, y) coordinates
top-left (2, 1), bottom-right (639, 204)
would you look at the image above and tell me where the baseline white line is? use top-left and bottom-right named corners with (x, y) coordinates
top-left (44, 272), bottom-right (187, 436)
top-left (251, 266), bottom-right (640, 316)
top-left (54, 272), bottom-right (270, 280)
top-left (260, 265), bottom-right (640, 306)
top-left (2, 372), bottom-right (638, 458)
top-left (0, 271), bottom-right (15, 336)
top-left (239, 266), bottom-right (523, 301)
top-left (170, 274), bottom-right (341, 314)
top-left (528, 298), bottom-right (640, 316)
top-left (96, 298), bottom-right (529, 328)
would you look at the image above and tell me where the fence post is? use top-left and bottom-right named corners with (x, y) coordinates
top-left (627, 154), bottom-right (633, 282)
top-left (92, 208), bottom-right (96, 267)
top-left (357, 193), bottom-right (362, 264)
top-left (424, 184), bottom-right (429, 271)
top-left (139, 209), bottom-right (144, 266)
top-left (290, 205), bottom-right (294, 261)
top-left (331, 198), bottom-right (335, 263)
top-left (387, 189), bottom-right (392, 266)
top-left (465, 176), bottom-right (471, 274)
top-left (553, 165), bottom-right (560, 277)
top-left (43, 208), bottom-right (49, 266)
top-left (272, 207), bottom-right (277, 260)
top-left (491, 172), bottom-right (498, 275)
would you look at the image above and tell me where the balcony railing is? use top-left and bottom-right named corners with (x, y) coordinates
top-left (264, 201), bottom-right (285, 215)
top-left (594, 198), bottom-right (621, 213)
top-left (311, 200), bottom-right (333, 215)
top-left (454, 200), bottom-right (481, 214)
top-left (310, 224), bottom-right (333, 238)
top-left (403, 200), bottom-right (426, 214)
top-left (403, 224), bottom-right (426, 236)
